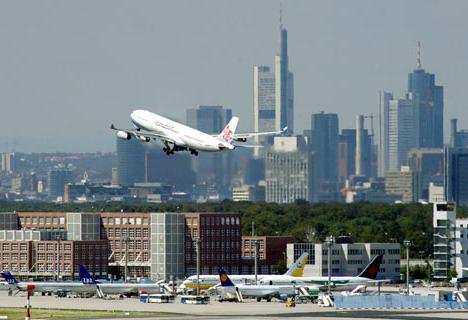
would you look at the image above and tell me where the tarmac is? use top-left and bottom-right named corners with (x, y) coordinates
top-left (0, 291), bottom-right (467, 319)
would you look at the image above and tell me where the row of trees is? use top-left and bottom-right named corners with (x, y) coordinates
top-left (2, 200), bottom-right (467, 258)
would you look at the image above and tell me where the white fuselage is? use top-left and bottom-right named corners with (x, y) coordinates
top-left (181, 274), bottom-right (296, 290)
top-left (13, 281), bottom-right (94, 294)
top-left (258, 275), bottom-right (371, 288)
top-left (217, 284), bottom-right (296, 299)
top-left (130, 110), bottom-right (234, 152)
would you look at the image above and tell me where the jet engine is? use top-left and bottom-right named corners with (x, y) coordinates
top-left (117, 131), bottom-right (131, 140)
top-left (136, 135), bottom-right (151, 142)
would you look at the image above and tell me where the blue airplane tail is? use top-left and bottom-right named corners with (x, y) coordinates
top-left (1, 271), bottom-right (18, 285)
top-left (79, 265), bottom-right (98, 284)
top-left (217, 268), bottom-right (235, 287)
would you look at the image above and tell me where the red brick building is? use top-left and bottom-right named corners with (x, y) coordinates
top-left (184, 212), bottom-right (241, 275)
top-left (241, 236), bottom-right (293, 274)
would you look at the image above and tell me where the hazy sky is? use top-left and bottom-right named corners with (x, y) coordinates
top-left (1, 0), bottom-right (467, 152)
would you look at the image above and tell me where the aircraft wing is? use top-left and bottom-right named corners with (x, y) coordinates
top-left (232, 127), bottom-right (288, 139)
top-left (110, 124), bottom-right (176, 144)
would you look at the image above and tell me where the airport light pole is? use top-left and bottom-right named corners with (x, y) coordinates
top-left (325, 235), bottom-right (335, 296)
top-left (56, 235), bottom-right (61, 281)
top-left (254, 239), bottom-right (259, 285)
top-left (403, 240), bottom-right (412, 296)
top-left (124, 234), bottom-right (129, 282)
top-left (195, 237), bottom-right (201, 297)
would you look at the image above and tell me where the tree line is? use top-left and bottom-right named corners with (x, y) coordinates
top-left (2, 200), bottom-right (467, 258)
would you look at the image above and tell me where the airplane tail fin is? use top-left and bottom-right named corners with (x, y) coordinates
top-left (217, 117), bottom-right (239, 144)
top-left (358, 254), bottom-right (384, 279)
top-left (285, 252), bottom-right (309, 277)
top-left (1, 271), bottom-right (18, 285)
top-left (217, 267), bottom-right (235, 287)
top-left (79, 265), bottom-right (98, 284)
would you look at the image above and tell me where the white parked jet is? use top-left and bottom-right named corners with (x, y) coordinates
top-left (217, 268), bottom-right (297, 302)
top-left (180, 252), bottom-right (308, 291)
top-left (1, 271), bottom-right (92, 296)
top-left (111, 109), bottom-right (286, 156)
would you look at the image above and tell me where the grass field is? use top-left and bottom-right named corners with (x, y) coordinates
top-left (0, 308), bottom-right (176, 320)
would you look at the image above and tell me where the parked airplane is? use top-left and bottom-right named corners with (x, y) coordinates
top-left (79, 265), bottom-right (161, 296)
top-left (180, 252), bottom-right (308, 291)
top-left (1, 271), bottom-right (92, 296)
top-left (111, 109), bottom-right (287, 155)
top-left (217, 267), bottom-right (297, 302)
top-left (258, 254), bottom-right (385, 290)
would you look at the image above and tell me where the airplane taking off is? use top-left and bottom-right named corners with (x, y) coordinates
top-left (111, 110), bottom-right (287, 156)
top-left (1, 271), bottom-right (92, 296)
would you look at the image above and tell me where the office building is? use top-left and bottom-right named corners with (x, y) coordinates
top-left (232, 184), bottom-right (265, 202)
top-left (384, 166), bottom-right (419, 203)
top-left (47, 169), bottom-right (73, 200)
top-left (445, 148), bottom-right (468, 206)
top-left (151, 212), bottom-right (185, 281)
top-left (378, 91), bottom-right (394, 176)
top-left (433, 202), bottom-right (456, 280)
top-left (0, 153), bottom-right (15, 173)
top-left (387, 96), bottom-right (418, 172)
top-left (407, 148), bottom-right (443, 201)
top-left (186, 105), bottom-right (233, 199)
top-left (408, 45), bottom-right (444, 148)
top-left (66, 212), bottom-right (100, 241)
top-left (286, 242), bottom-right (400, 281)
top-left (338, 129), bottom-right (356, 184)
top-left (253, 66), bottom-right (276, 158)
top-left (450, 119), bottom-right (468, 148)
top-left (265, 136), bottom-right (315, 203)
top-left (275, 22), bottom-right (294, 133)
top-left (0, 212), bottom-right (18, 230)
top-left (101, 212), bottom-right (151, 279)
top-left (116, 138), bottom-right (145, 186)
top-left (184, 212), bottom-right (241, 275)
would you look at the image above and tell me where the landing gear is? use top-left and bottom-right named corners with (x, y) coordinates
top-left (163, 142), bottom-right (175, 155)
top-left (189, 149), bottom-right (199, 156)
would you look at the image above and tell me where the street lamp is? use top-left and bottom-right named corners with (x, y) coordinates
top-left (403, 240), bottom-right (412, 296)
top-left (325, 235), bottom-right (335, 296)
top-left (195, 237), bottom-right (201, 297)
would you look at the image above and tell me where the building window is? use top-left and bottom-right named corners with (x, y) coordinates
top-left (143, 228), bottom-right (149, 238)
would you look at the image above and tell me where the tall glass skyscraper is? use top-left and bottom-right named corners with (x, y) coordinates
top-left (275, 26), bottom-right (294, 133)
top-left (408, 45), bottom-right (444, 148)
top-left (116, 138), bottom-right (145, 186)
top-left (310, 112), bottom-right (339, 184)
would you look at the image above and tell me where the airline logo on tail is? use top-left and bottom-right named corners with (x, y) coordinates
top-left (285, 252), bottom-right (309, 277)
top-left (1, 272), bottom-right (18, 285)
top-left (217, 268), bottom-right (235, 287)
top-left (358, 254), bottom-right (384, 279)
top-left (79, 265), bottom-right (98, 285)
top-left (218, 117), bottom-right (238, 144)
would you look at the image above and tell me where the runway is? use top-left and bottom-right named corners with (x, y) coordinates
top-left (0, 292), bottom-right (467, 319)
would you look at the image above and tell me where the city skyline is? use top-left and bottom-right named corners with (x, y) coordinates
top-left (1, 1), bottom-right (467, 152)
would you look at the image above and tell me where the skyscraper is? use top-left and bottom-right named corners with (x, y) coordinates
top-left (116, 137), bottom-right (145, 186)
top-left (338, 129), bottom-right (356, 184)
top-left (449, 119), bottom-right (468, 148)
top-left (310, 112), bottom-right (339, 185)
top-left (378, 91), bottom-right (393, 176)
top-left (265, 136), bottom-right (315, 203)
top-left (407, 148), bottom-right (444, 201)
top-left (408, 43), bottom-right (444, 148)
top-left (445, 148), bottom-right (468, 206)
top-left (253, 66), bottom-right (276, 158)
top-left (387, 95), bottom-right (418, 172)
top-left (275, 22), bottom-right (294, 133)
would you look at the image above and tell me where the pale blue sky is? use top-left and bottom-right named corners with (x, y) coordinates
top-left (0, 0), bottom-right (466, 152)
